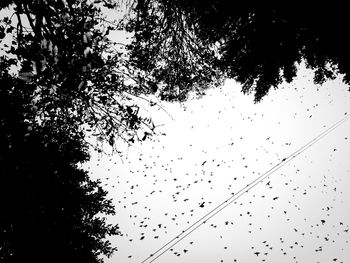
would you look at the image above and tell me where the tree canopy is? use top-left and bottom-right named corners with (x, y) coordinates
top-left (0, 1), bottom-right (133, 262)
top-left (0, 0), bottom-right (154, 148)
top-left (0, 57), bottom-right (119, 263)
top-left (127, 1), bottom-right (350, 102)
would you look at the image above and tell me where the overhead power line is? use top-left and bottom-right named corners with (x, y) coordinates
top-left (140, 112), bottom-right (350, 263)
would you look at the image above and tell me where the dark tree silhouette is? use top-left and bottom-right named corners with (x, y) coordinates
top-left (126, 0), bottom-right (223, 101)
top-left (0, 1), bottom-right (136, 262)
top-left (127, 1), bottom-right (350, 102)
top-left (0, 57), bottom-right (119, 263)
top-left (1, 0), bottom-right (154, 147)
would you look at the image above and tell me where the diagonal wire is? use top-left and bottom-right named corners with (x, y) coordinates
top-left (140, 112), bottom-right (349, 263)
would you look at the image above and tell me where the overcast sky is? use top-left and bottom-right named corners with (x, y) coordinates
top-left (84, 63), bottom-right (350, 263)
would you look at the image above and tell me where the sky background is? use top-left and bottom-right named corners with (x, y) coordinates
top-left (84, 63), bottom-right (350, 263)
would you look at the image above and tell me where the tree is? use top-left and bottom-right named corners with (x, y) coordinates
top-left (1, 0), bottom-right (154, 148)
top-left (126, 0), bottom-right (223, 101)
top-left (127, 1), bottom-right (350, 102)
top-left (0, 56), bottom-right (120, 263)
top-left (0, 1), bottom-right (147, 262)
top-left (1, 1), bottom-right (171, 261)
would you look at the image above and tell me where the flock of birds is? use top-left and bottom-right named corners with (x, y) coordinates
top-left (85, 67), bottom-right (350, 263)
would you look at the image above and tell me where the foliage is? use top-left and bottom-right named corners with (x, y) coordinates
top-left (0, 0), bottom-right (153, 148)
top-left (128, 1), bottom-right (350, 102)
top-left (0, 1), bottom-right (165, 261)
top-left (0, 1), bottom-right (143, 262)
top-left (126, 0), bottom-right (223, 101)
top-left (0, 57), bottom-right (120, 263)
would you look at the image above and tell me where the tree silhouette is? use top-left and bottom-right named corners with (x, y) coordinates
top-left (127, 1), bottom-right (350, 102)
top-left (1, 0), bottom-right (154, 147)
top-left (0, 1), bottom-right (136, 262)
top-left (0, 57), bottom-right (119, 263)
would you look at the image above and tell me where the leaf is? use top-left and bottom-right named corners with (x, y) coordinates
top-left (78, 81), bottom-right (85, 90)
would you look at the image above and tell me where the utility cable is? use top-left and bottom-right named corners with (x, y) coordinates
top-left (140, 112), bottom-right (349, 263)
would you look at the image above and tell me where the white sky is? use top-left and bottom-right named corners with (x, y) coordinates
top-left (84, 64), bottom-right (350, 263)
